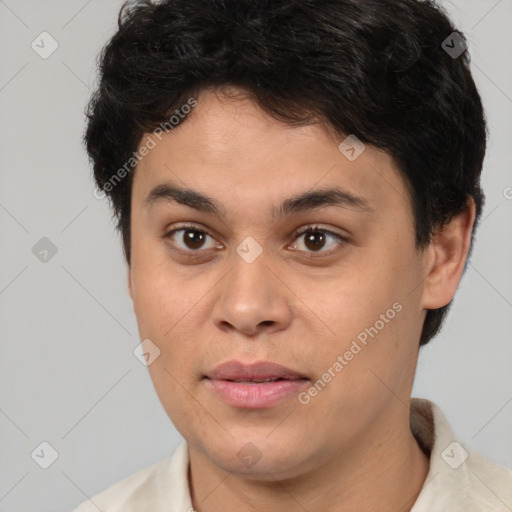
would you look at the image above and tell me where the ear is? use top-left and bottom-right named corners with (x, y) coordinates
top-left (420, 197), bottom-right (476, 310)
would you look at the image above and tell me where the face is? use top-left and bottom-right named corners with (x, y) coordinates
top-left (128, 88), bottom-right (431, 479)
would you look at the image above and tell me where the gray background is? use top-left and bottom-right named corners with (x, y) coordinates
top-left (0, 0), bottom-right (511, 510)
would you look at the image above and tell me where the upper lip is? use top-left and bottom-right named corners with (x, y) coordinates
top-left (206, 360), bottom-right (307, 381)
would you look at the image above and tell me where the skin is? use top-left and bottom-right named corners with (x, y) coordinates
top-left (127, 86), bottom-right (475, 512)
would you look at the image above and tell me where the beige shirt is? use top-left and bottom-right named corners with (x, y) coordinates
top-left (73, 399), bottom-right (512, 511)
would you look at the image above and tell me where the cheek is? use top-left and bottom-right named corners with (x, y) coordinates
top-left (130, 239), bottom-right (185, 329)
top-left (130, 259), bottom-right (212, 370)
top-left (313, 247), bottom-right (419, 371)
top-left (317, 260), bottom-right (396, 336)
top-left (130, 254), bottom-right (186, 346)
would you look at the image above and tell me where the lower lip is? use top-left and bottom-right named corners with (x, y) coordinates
top-left (204, 378), bottom-right (308, 409)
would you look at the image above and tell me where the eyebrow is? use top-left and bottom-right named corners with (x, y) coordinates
top-left (144, 183), bottom-right (374, 219)
top-left (272, 187), bottom-right (374, 218)
top-left (144, 183), bottom-right (225, 216)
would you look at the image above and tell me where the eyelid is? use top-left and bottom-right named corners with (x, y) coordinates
top-left (292, 224), bottom-right (348, 240)
top-left (288, 224), bottom-right (349, 253)
top-left (164, 222), bottom-right (217, 240)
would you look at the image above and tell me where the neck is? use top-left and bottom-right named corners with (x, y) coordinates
top-left (188, 406), bottom-right (430, 512)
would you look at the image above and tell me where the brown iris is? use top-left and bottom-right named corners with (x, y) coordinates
top-left (183, 229), bottom-right (206, 249)
top-left (303, 231), bottom-right (326, 251)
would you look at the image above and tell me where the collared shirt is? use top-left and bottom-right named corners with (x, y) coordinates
top-left (73, 399), bottom-right (512, 511)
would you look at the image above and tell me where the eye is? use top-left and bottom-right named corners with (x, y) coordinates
top-left (289, 225), bottom-right (348, 254)
top-left (164, 224), bottom-right (222, 252)
top-left (163, 223), bottom-right (347, 258)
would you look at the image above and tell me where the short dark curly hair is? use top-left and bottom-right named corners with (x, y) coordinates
top-left (84, 0), bottom-right (486, 346)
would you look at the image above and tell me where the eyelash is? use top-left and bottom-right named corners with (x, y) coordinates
top-left (163, 223), bottom-right (348, 257)
top-left (291, 225), bottom-right (348, 253)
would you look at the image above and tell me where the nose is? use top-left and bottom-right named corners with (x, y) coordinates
top-left (211, 251), bottom-right (293, 337)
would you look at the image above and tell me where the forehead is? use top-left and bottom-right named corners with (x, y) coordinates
top-left (132, 89), bottom-right (410, 220)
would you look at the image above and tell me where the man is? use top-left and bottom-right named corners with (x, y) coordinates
top-left (75, 0), bottom-right (512, 510)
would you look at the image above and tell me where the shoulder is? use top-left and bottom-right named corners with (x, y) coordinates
top-left (411, 399), bottom-right (512, 512)
top-left (72, 442), bottom-right (191, 512)
top-left (462, 445), bottom-right (512, 511)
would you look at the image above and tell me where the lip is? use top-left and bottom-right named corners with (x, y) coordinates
top-left (204, 360), bottom-right (309, 409)
top-left (207, 360), bottom-right (307, 381)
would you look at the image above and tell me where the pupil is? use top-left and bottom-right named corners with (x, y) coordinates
top-left (305, 231), bottom-right (325, 251)
top-left (184, 230), bottom-right (205, 249)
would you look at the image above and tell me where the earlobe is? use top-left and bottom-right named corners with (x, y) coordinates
top-left (420, 197), bottom-right (476, 310)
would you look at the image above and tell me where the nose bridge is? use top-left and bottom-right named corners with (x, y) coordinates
top-left (227, 249), bottom-right (271, 299)
top-left (225, 244), bottom-right (276, 307)
top-left (211, 244), bottom-right (292, 335)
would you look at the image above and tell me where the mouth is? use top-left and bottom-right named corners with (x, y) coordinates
top-left (206, 360), bottom-right (307, 381)
top-left (221, 377), bottom-right (302, 383)
top-left (204, 360), bottom-right (309, 409)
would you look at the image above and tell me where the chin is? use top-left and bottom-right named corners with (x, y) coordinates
top-left (200, 433), bottom-right (313, 479)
